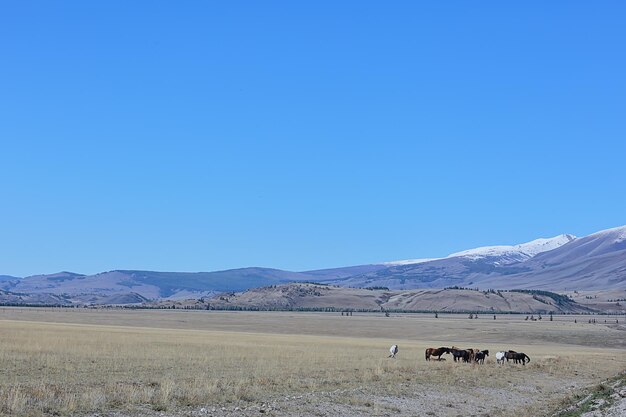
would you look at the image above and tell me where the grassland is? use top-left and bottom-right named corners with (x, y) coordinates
top-left (0, 308), bottom-right (624, 416)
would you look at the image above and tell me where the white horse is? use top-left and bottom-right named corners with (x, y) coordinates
top-left (389, 344), bottom-right (399, 358)
top-left (496, 351), bottom-right (506, 365)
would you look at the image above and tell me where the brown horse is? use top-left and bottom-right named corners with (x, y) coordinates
top-left (468, 348), bottom-right (480, 362)
top-left (425, 347), bottom-right (451, 361)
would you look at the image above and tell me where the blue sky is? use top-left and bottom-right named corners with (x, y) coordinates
top-left (1, 1), bottom-right (625, 276)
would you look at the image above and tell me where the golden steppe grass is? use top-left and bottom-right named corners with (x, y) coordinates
top-left (0, 308), bottom-right (624, 416)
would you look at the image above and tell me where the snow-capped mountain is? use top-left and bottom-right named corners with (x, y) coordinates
top-left (448, 234), bottom-right (576, 259)
top-left (475, 225), bottom-right (626, 290)
top-left (330, 226), bottom-right (625, 291)
top-left (387, 234), bottom-right (577, 266)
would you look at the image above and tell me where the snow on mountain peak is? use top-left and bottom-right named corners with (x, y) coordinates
top-left (384, 234), bottom-right (577, 266)
top-left (513, 234), bottom-right (577, 256)
top-left (448, 234), bottom-right (576, 260)
top-left (587, 225), bottom-right (626, 243)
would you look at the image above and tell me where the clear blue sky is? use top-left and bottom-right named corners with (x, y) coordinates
top-left (1, 1), bottom-right (625, 277)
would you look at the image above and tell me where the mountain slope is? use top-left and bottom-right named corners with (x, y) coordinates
top-left (387, 234), bottom-right (576, 266)
top-left (191, 283), bottom-right (593, 313)
top-left (448, 234), bottom-right (576, 261)
top-left (300, 264), bottom-right (388, 280)
top-left (1, 268), bottom-right (319, 302)
top-left (331, 227), bottom-right (625, 291)
top-left (0, 275), bottom-right (20, 282)
top-left (476, 226), bottom-right (626, 290)
top-left (0, 289), bottom-right (72, 305)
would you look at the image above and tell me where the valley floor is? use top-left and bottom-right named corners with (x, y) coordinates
top-left (0, 308), bottom-right (624, 416)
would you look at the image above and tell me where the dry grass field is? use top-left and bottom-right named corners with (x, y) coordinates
top-left (0, 308), bottom-right (624, 416)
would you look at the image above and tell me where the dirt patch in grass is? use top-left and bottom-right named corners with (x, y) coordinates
top-left (553, 373), bottom-right (626, 417)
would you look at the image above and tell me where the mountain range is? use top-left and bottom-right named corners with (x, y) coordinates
top-left (1, 225), bottom-right (624, 305)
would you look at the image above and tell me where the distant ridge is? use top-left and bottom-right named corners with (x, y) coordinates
top-left (1, 225), bottom-right (624, 305)
top-left (156, 283), bottom-right (600, 314)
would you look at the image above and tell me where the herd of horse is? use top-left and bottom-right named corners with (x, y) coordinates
top-left (422, 346), bottom-right (531, 365)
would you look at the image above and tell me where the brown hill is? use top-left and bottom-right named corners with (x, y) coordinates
top-left (567, 288), bottom-right (626, 314)
top-left (161, 283), bottom-right (594, 314)
top-left (0, 289), bottom-right (72, 305)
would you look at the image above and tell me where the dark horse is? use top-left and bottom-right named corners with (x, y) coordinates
top-left (475, 350), bottom-right (489, 364)
top-left (450, 348), bottom-right (470, 363)
top-left (425, 347), bottom-right (451, 361)
top-left (505, 351), bottom-right (530, 365)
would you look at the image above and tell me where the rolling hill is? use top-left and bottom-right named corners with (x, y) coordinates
top-left (1, 225), bottom-right (624, 305)
top-left (161, 283), bottom-right (595, 314)
top-left (0, 268), bottom-right (315, 302)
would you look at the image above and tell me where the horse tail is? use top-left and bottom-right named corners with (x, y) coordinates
top-left (425, 349), bottom-right (429, 361)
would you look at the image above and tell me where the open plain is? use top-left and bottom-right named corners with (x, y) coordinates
top-left (0, 308), bottom-right (625, 416)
